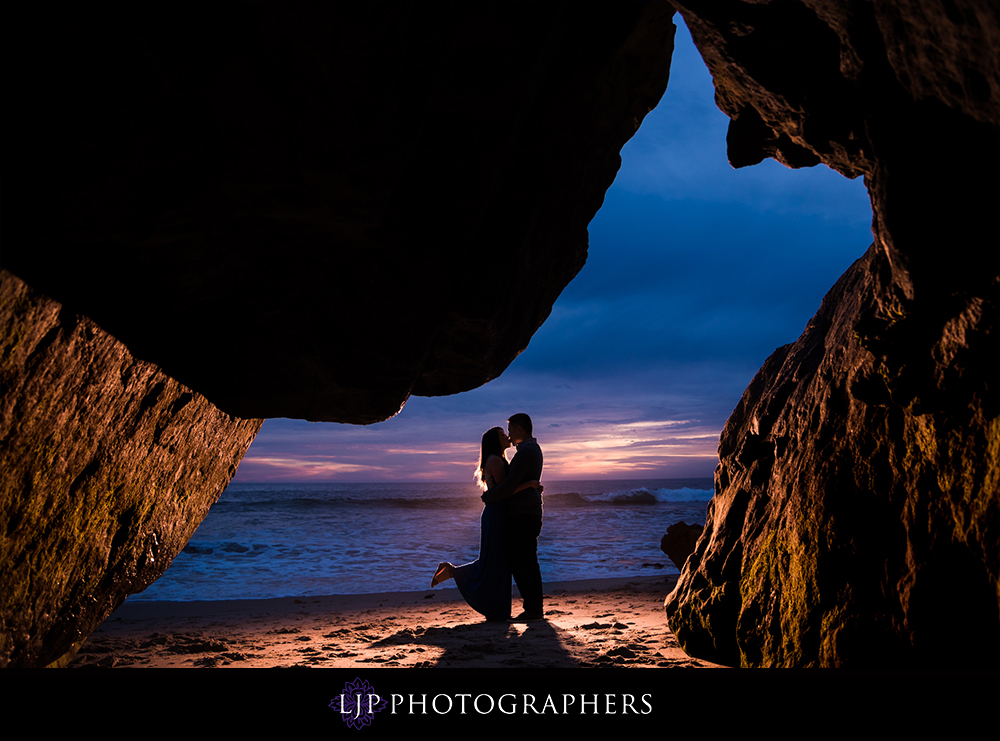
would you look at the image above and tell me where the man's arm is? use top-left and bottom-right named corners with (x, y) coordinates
top-left (481, 449), bottom-right (530, 503)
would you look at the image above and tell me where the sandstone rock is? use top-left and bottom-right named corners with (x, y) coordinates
top-left (665, 0), bottom-right (999, 667)
top-left (0, 270), bottom-right (262, 667)
top-left (660, 522), bottom-right (705, 570)
top-left (667, 243), bottom-right (999, 667)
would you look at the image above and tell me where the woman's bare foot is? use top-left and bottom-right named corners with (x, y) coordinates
top-left (431, 562), bottom-right (453, 587)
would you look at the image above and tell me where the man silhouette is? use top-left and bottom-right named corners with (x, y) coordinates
top-left (480, 412), bottom-right (544, 621)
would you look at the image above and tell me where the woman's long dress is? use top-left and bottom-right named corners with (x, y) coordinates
top-left (452, 468), bottom-right (512, 621)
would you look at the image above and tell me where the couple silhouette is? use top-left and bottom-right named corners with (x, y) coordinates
top-left (431, 413), bottom-right (544, 622)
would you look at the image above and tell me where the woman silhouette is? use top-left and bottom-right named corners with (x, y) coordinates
top-left (430, 426), bottom-right (540, 621)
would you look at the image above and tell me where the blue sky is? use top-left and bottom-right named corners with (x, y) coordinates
top-left (233, 17), bottom-right (873, 484)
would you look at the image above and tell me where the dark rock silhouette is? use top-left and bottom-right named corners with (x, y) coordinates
top-left (660, 522), bottom-right (705, 570)
top-left (664, 0), bottom-right (999, 667)
top-left (1, 1), bottom-right (675, 423)
top-left (0, 2), bottom-right (675, 666)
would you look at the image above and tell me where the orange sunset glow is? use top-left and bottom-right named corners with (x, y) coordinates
top-left (233, 419), bottom-right (720, 482)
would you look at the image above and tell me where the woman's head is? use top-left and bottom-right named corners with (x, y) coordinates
top-left (474, 426), bottom-right (509, 490)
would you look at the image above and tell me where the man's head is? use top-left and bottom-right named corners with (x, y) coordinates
top-left (507, 413), bottom-right (533, 444)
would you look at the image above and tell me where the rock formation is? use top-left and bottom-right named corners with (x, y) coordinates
top-left (0, 3), bottom-right (675, 666)
top-left (1, 1), bottom-right (676, 422)
top-left (3, 0), bottom-right (996, 670)
top-left (665, 0), bottom-right (999, 667)
top-left (0, 271), bottom-right (262, 667)
top-left (660, 522), bottom-right (704, 570)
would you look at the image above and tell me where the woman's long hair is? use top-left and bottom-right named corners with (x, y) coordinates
top-left (474, 426), bottom-right (507, 491)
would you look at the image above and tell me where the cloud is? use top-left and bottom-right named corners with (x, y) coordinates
top-left (232, 16), bottom-right (872, 485)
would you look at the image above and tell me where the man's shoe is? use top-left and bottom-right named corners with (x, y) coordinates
top-left (509, 611), bottom-right (544, 622)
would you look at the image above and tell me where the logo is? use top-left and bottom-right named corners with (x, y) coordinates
top-left (330, 678), bottom-right (388, 729)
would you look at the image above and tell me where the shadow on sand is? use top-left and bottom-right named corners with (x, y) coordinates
top-left (369, 619), bottom-right (598, 668)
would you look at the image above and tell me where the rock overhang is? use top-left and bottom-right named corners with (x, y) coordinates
top-left (0, 1), bottom-right (677, 423)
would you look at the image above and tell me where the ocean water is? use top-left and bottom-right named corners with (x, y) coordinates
top-left (130, 478), bottom-right (714, 602)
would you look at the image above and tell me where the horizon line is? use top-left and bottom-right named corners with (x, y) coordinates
top-left (228, 474), bottom-right (718, 485)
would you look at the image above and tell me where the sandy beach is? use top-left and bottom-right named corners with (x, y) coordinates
top-left (71, 574), bottom-right (720, 669)
top-left (45, 574), bottom-right (966, 735)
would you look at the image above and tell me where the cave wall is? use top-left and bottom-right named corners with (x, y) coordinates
top-left (0, 271), bottom-right (262, 668)
top-left (0, 3), bottom-right (676, 667)
top-left (665, 0), bottom-right (999, 667)
top-left (1, 1), bottom-right (676, 423)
